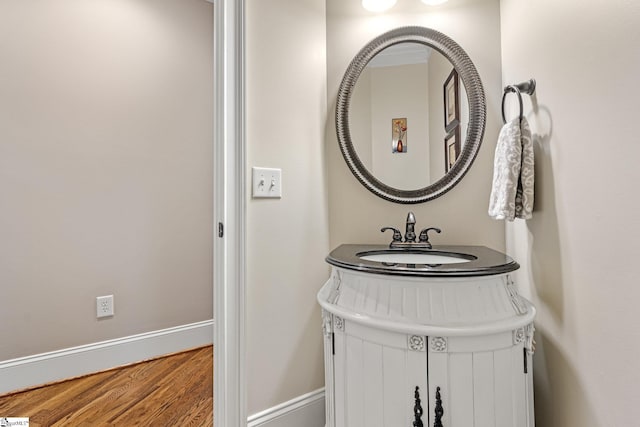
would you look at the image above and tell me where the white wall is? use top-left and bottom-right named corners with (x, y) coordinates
top-left (351, 62), bottom-right (431, 189)
top-left (370, 63), bottom-right (430, 190)
top-left (427, 52), bottom-right (470, 181)
top-left (246, 0), bottom-right (329, 415)
top-left (427, 52), bottom-right (452, 181)
top-left (0, 0), bottom-right (214, 361)
top-left (500, 1), bottom-right (640, 425)
top-left (351, 68), bottom-right (373, 168)
top-left (327, 0), bottom-right (504, 250)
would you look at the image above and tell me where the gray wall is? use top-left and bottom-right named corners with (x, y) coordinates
top-left (500, 0), bottom-right (640, 425)
top-left (0, 0), bottom-right (214, 360)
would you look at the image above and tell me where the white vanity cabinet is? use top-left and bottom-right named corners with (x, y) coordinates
top-left (318, 263), bottom-right (536, 427)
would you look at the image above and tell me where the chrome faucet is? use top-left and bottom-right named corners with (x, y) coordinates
top-left (381, 212), bottom-right (441, 249)
top-left (405, 212), bottom-right (416, 243)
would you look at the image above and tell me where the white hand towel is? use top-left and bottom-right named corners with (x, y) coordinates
top-left (488, 117), bottom-right (534, 221)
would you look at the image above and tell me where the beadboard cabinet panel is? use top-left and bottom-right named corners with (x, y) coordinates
top-left (319, 266), bottom-right (536, 427)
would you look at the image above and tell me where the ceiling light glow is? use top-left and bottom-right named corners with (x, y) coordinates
top-left (362, 0), bottom-right (397, 13)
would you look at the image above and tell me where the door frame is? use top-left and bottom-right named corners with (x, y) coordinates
top-left (213, 0), bottom-right (246, 425)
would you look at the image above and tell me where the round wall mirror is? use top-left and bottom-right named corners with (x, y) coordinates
top-left (336, 26), bottom-right (486, 204)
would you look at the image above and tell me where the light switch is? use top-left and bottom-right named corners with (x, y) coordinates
top-left (252, 167), bottom-right (282, 198)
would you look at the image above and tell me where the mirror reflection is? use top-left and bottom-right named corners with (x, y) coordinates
top-left (349, 42), bottom-right (469, 191)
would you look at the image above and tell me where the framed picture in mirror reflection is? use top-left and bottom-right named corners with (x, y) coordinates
top-left (445, 126), bottom-right (461, 172)
top-left (444, 68), bottom-right (460, 131)
top-left (392, 118), bottom-right (407, 153)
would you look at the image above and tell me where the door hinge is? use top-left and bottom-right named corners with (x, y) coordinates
top-left (218, 222), bottom-right (224, 238)
top-left (331, 332), bottom-right (335, 355)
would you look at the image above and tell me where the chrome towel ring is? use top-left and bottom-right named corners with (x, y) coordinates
top-left (501, 79), bottom-right (536, 124)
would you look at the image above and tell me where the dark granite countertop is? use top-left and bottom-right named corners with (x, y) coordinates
top-left (326, 244), bottom-right (519, 277)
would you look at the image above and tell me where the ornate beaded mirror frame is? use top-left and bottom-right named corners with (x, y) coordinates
top-left (336, 26), bottom-right (487, 204)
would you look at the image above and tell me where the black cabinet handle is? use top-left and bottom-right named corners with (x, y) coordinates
top-left (413, 386), bottom-right (424, 427)
top-left (434, 386), bottom-right (444, 427)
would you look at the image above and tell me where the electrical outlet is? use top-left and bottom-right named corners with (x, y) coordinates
top-left (96, 295), bottom-right (114, 318)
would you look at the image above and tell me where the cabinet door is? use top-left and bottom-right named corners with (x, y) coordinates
top-left (322, 311), bottom-right (335, 427)
top-left (426, 334), bottom-right (532, 427)
top-left (332, 319), bottom-right (428, 427)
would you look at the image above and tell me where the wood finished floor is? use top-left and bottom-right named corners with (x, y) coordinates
top-left (0, 346), bottom-right (213, 426)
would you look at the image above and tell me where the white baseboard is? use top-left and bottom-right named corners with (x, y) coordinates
top-left (248, 388), bottom-right (325, 427)
top-left (0, 319), bottom-right (214, 395)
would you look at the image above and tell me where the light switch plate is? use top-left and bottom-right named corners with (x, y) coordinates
top-left (252, 167), bottom-right (282, 198)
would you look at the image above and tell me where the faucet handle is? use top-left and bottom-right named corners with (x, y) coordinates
top-left (381, 227), bottom-right (402, 243)
top-left (418, 227), bottom-right (441, 248)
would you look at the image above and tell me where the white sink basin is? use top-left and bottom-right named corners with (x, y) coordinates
top-left (358, 251), bottom-right (471, 264)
